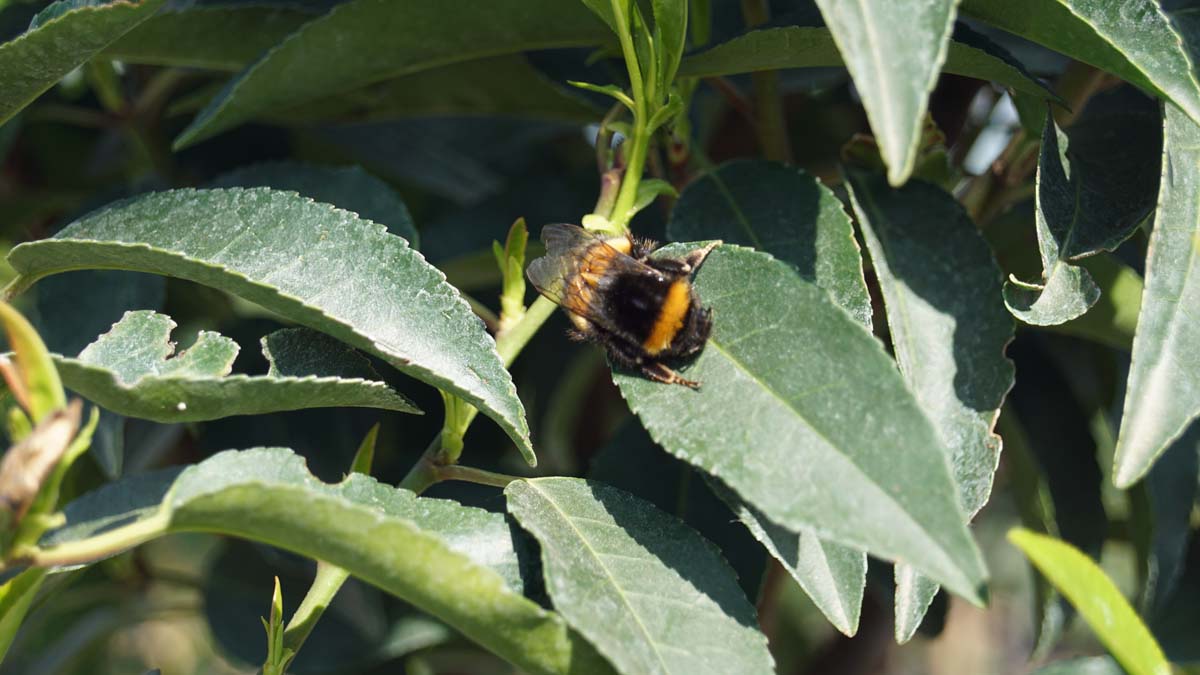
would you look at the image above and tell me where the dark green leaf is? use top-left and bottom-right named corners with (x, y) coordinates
top-left (505, 477), bottom-right (774, 675)
top-left (1009, 528), bottom-right (1171, 675)
top-left (174, 0), bottom-right (610, 147)
top-left (275, 56), bottom-right (602, 127)
top-left (812, 0), bottom-right (957, 185)
top-left (0, 0), bottom-right (166, 126)
top-left (960, 0), bottom-right (1200, 128)
top-left (43, 448), bottom-right (611, 675)
top-left (49, 312), bottom-right (420, 421)
top-left (845, 170), bottom-right (1014, 642)
top-left (210, 161), bottom-right (418, 246)
top-left (667, 160), bottom-right (871, 328)
top-left (7, 188), bottom-right (531, 460)
top-left (1142, 420), bottom-right (1200, 615)
top-left (678, 23), bottom-right (1057, 102)
top-left (1114, 104), bottom-right (1200, 487)
top-left (708, 479), bottom-right (865, 636)
top-left (103, 4), bottom-right (313, 70)
top-left (1004, 91), bottom-right (1161, 326)
top-left (615, 245), bottom-right (987, 603)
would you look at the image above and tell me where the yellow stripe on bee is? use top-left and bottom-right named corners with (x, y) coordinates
top-left (643, 280), bottom-right (692, 355)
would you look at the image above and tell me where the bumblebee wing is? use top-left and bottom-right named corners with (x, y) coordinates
top-left (526, 224), bottom-right (659, 337)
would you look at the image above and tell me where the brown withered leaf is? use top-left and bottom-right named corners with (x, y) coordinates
top-left (0, 399), bottom-right (82, 524)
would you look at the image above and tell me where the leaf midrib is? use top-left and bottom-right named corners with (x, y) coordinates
top-left (524, 480), bottom-right (673, 674)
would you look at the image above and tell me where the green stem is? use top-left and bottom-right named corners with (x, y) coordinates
top-left (610, 120), bottom-right (650, 230)
top-left (436, 465), bottom-right (521, 489)
top-left (281, 561), bottom-right (350, 657)
top-left (16, 510), bottom-right (169, 569)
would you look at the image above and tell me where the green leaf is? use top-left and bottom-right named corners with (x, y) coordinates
top-left (46, 312), bottom-right (420, 422)
top-left (42, 448), bottom-right (612, 675)
top-left (845, 170), bottom-right (1014, 642)
top-left (103, 4), bottom-right (313, 70)
top-left (960, 0), bottom-right (1200, 129)
top-left (210, 161), bottom-right (418, 247)
top-left (1008, 528), bottom-right (1171, 675)
top-left (667, 160), bottom-right (872, 328)
top-left (1004, 91), bottom-right (1161, 326)
top-left (708, 479), bottom-right (865, 636)
top-left (651, 0), bottom-right (687, 93)
top-left (0, 0), bottom-right (166, 126)
top-left (678, 23), bottom-right (1057, 103)
top-left (667, 160), bottom-right (869, 635)
top-left (173, 0), bottom-right (610, 148)
top-left (0, 302), bottom-right (65, 422)
top-left (0, 569), bottom-right (45, 662)
top-left (1049, 255), bottom-right (1143, 351)
top-left (6, 188), bottom-right (531, 461)
top-left (812, 0), bottom-right (958, 185)
top-left (276, 56), bottom-right (603, 126)
top-left (1141, 421), bottom-right (1199, 614)
top-left (504, 477), bottom-right (774, 675)
top-left (1114, 104), bottom-right (1200, 488)
top-left (615, 245), bottom-right (988, 603)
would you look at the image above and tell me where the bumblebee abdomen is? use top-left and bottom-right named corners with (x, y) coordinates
top-left (602, 273), bottom-right (693, 356)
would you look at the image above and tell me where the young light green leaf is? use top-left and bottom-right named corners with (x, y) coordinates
top-left (668, 160), bottom-right (872, 328)
top-left (6, 188), bottom-right (530, 460)
top-left (174, 0), bottom-right (610, 147)
top-left (651, 0), bottom-right (687, 93)
top-left (845, 170), bottom-right (1014, 642)
top-left (211, 161), bottom-right (418, 246)
top-left (505, 477), bottom-right (774, 675)
top-left (679, 23), bottom-right (1056, 106)
top-left (275, 56), bottom-right (603, 127)
top-left (1004, 92), bottom-right (1161, 326)
top-left (0, 569), bottom-right (45, 662)
top-left (708, 479), bottom-right (865, 636)
top-left (0, 302), bottom-right (66, 422)
top-left (41, 448), bottom-right (613, 675)
top-left (102, 4), bottom-right (312, 71)
top-left (813, 0), bottom-right (959, 185)
top-left (960, 0), bottom-right (1200, 129)
top-left (0, 0), bottom-right (166, 126)
top-left (48, 312), bottom-right (420, 422)
top-left (1009, 528), bottom-right (1171, 675)
top-left (615, 245), bottom-right (988, 603)
top-left (1114, 104), bottom-right (1200, 488)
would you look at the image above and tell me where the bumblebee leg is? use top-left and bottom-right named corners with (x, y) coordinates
top-left (642, 362), bottom-right (701, 389)
top-left (680, 240), bottom-right (722, 272)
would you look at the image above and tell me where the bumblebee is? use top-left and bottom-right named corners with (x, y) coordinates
top-left (526, 223), bottom-right (720, 388)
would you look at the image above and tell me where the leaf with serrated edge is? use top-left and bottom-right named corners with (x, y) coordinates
top-left (615, 245), bottom-right (987, 603)
top-left (1114, 104), bottom-right (1200, 487)
top-left (960, 0), bottom-right (1200, 129)
top-left (668, 160), bottom-right (869, 635)
top-left (211, 161), bottom-right (418, 246)
top-left (6, 189), bottom-right (529, 460)
top-left (1009, 529), bottom-right (1171, 675)
top-left (0, 0), bottom-right (166, 126)
top-left (1004, 91), bottom-right (1161, 326)
top-left (48, 311), bottom-right (419, 422)
top-left (813, 0), bottom-right (958, 185)
top-left (41, 448), bottom-right (613, 675)
top-left (505, 477), bottom-right (774, 675)
top-left (846, 169), bottom-right (1014, 642)
top-left (709, 479), bottom-right (864, 636)
top-left (668, 160), bottom-right (872, 328)
top-left (173, 0), bottom-right (609, 147)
